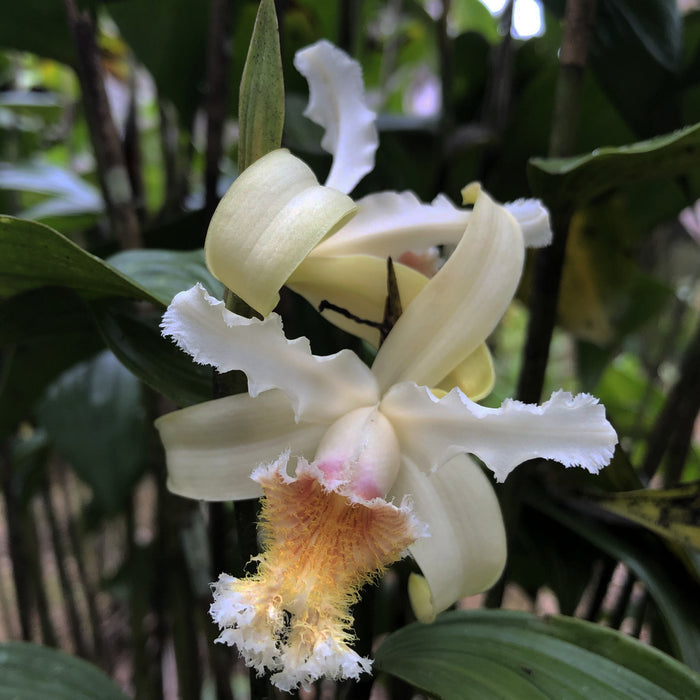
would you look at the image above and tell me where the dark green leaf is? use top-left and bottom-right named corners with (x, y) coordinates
top-left (375, 609), bottom-right (700, 699)
top-left (36, 350), bottom-right (148, 513)
top-left (0, 641), bottom-right (130, 700)
top-left (0, 216), bottom-right (161, 304)
top-left (93, 303), bottom-right (212, 407)
top-left (0, 0), bottom-right (76, 66)
top-left (531, 494), bottom-right (700, 670)
top-left (0, 288), bottom-right (103, 439)
top-left (238, 0), bottom-right (284, 171)
top-left (528, 122), bottom-right (700, 207)
top-left (107, 248), bottom-right (223, 306)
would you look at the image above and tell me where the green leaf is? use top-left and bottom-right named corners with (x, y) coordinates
top-left (93, 303), bottom-right (212, 407)
top-left (528, 122), bottom-right (700, 207)
top-left (589, 482), bottom-right (700, 550)
top-left (107, 248), bottom-right (223, 306)
top-left (36, 350), bottom-right (148, 513)
top-left (0, 641), bottom-right (130, 700)
top-left (0, 288), bottom-right (103, 439)
top-left (238, 0), bottom-right (284, 172)
top-left (531, 494), bottom-right (700, 670)
top-left (375, 609), bottom-right (700, 700)
top-left (0, 216), bottom-right (161, 304)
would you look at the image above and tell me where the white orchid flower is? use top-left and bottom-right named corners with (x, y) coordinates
top-left (205, 40), bottom-right (552, 402)
top-left (156, 188), bottom-right (617, 691)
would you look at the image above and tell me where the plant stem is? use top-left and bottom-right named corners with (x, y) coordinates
top-left (63, 0), bottom-right (141, 250)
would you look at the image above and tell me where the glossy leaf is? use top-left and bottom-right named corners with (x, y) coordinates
top-left (238, 0), bottom-right (284, 171)
top-left (528, 122), bottom-right (700, 207)
top-left (0, 216), bottom-right (160, 304)
top-left (0, 641), bottom-right (130, 700)
top-left (107, 248), bottom-right (224, 306)
top-left (375, 609), bottom-right (700, 699)
top-left (36, 349), bottom-right (148, 513)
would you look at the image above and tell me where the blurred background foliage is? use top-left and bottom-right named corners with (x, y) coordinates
top-left (1, 0), bottom-right (700, 698)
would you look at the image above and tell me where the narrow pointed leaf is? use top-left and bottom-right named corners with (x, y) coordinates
top-left (375, 610), bottom-right (700, 700)
top-left (238, 0), bottom-right (284, 171)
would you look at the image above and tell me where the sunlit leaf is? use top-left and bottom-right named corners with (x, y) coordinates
top-left (375, 609), bottom-right (700, 699)
top-left (0, 216), bottom-right (160, 304)
top-left (528, 122), bottom-right (700, 208)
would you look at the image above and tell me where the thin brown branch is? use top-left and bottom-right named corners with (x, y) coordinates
top-left (63, 0), bottom-right (141, 249)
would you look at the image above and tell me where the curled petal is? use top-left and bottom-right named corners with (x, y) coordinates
top-left (312, 191), bottom-right (469, 258)
top-left (381, 383), bottom-right (618, 482)
top-left (156, 390), bottom-right (327, 501)
top-left (162, 284), bottom-right (380, 423)
top-left (205, 149), bottom-right (356, 315)
top-left (294, 40), bottom-right (378, 194)
top-left (288, 254), bottom-right (429, 347)
top-left (372, 188), bottom-right (524, 391)
top-left (435, 343), bottom-right (495, 401)
top-left (391, 455), bottom-right (506, 622)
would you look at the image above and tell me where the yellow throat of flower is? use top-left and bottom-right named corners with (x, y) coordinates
top-left (209, 452), bottom-right (424, 691)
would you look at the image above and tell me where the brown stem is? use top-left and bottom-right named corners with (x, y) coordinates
top-left (63, 0), bottom-right (141, 249)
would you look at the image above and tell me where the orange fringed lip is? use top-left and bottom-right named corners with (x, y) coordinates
top-left (210, 455), bottom-right (426, 690)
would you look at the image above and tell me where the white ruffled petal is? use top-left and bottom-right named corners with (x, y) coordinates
top-left (312, 191), bottom-right (470, 258)
top-left (294, 40), bottom-right (378, 194)
top-left (371, 188), bottom-right (524, 391)
top-left (381, 383), bottom-right (618, 482)
top-left (390, 454), bottom-right (506, 622)
top-left (505, 198), bottom-right (552, 248)
top-left (161, 284), bottom-right (380, 423)
top-left (156, 391), bottom-right (327, 501)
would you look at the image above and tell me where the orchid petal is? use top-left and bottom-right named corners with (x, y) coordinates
top-left (372, 188), bottom-right (524, 391)
top-left (381, 384), bottom-right (618, 482)
top-left (391, 455), bottom-right (506, 622)
top-left (288, 255), bottom-right (429, 347)
top-left (312, 192), bottom-right (470, 258)
top-left (294, 40), bottom-right (378, 194)
top-left (204, 149), bottom-right (356, 316)
top-left (435, 343), bottom-right (495, 401)
top-left (156, 390), bottom-right (327, 501)
top-left (162, 284), bottom-right (380, 423)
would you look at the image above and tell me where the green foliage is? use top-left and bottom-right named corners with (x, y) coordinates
top-left (0, 641), bottom-right (131, 700)
top-left (375, 609), bottom-right (700, 700)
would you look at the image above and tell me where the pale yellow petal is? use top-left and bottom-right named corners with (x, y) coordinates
top-left (371, 188), bottom-right (524, 391)
top-left (204, 149), bottom-right (356, 316)
top-left (391, 455), bottom-right (506, 621)
top-left (155, 390), bottom-right (327, 501)
top-left (435, 343), bottom-right (495, 401)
